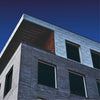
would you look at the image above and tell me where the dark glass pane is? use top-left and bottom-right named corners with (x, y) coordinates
top-left (91, 52), bottom-right (100, 69)
top-left (69, 72), bottom-right (85, 97)
top-left (97, 81), bottom-right (100, 96)
top-left (38, 62), bottom-right (55, 88)
top-left (66, 43), bottom-right (80, 62)
top-left (4, 68), bottom-right (13, 97)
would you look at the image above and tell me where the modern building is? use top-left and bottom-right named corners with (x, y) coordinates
top-left (0, 14), bottom-right (100, 100)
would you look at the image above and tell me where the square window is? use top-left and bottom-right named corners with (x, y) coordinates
top-left (69, 71), bottom-right (86, 97)
top-left (38, 61), bottom-right (56, 88)
top-left (66, 41), bottom-right (80, 62)
top-left (4, 67), bottom-right (13, 97)
top-left (91, 51), bottom-right (100, 69)
top-left (97, 80), bottom-right (100, 96)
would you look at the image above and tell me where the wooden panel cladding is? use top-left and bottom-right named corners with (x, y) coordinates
top-left (42, 32), bottom-right (55, 54)
top-left (18, 20), bottom-right (55, 54)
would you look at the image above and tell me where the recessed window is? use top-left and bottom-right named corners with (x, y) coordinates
top-left (69, 71), bottom-right (86, 97)
top-left (66, 41), bottom-right (80, 62)
top-left (4, 67), bottom-right (13, 97)
top-left (97, 80), bottom-right (100, 96)
top-left (91, 50), bottom-right (100, 69)
top-left (38, 61), bottom-right (56, 88)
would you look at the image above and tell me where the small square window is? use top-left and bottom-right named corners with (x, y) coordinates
top-left (69, 71), bottom-right (86, 97)
top-left (97, 80), bottom-right (100, 96)
top-left (66, 41), bottom-right (80, 62)
top-left (4, 67), bottom-right (13, 97)
top-left (91, 50), bottom-right (100, 69)
top-left (38, 61), bottom-right (56, 88)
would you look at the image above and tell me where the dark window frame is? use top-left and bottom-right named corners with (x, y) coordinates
top-left (69, 71), bottom-right (87, 97)
top-left (38, 60), bottom-right (57, 88)
top-left (4, 67), bottom-right (13, 97)
top-left (66, 41), bottom-right (81, 63)
top-left (91, 50), bottom-right (100, 69)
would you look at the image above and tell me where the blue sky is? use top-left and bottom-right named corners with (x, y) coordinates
top-left (0, 0), bottom-right (100, 52)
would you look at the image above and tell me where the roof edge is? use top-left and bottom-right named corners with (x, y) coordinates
top-left (23, 14), bottom-right (100, 44)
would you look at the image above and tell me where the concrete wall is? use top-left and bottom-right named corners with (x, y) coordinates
top-left (18, 43), bottom-right (100, 100)
top-left (0, 44), bottom-right (21, 100)
top-left (54, 29), bottom-right (100, 68)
